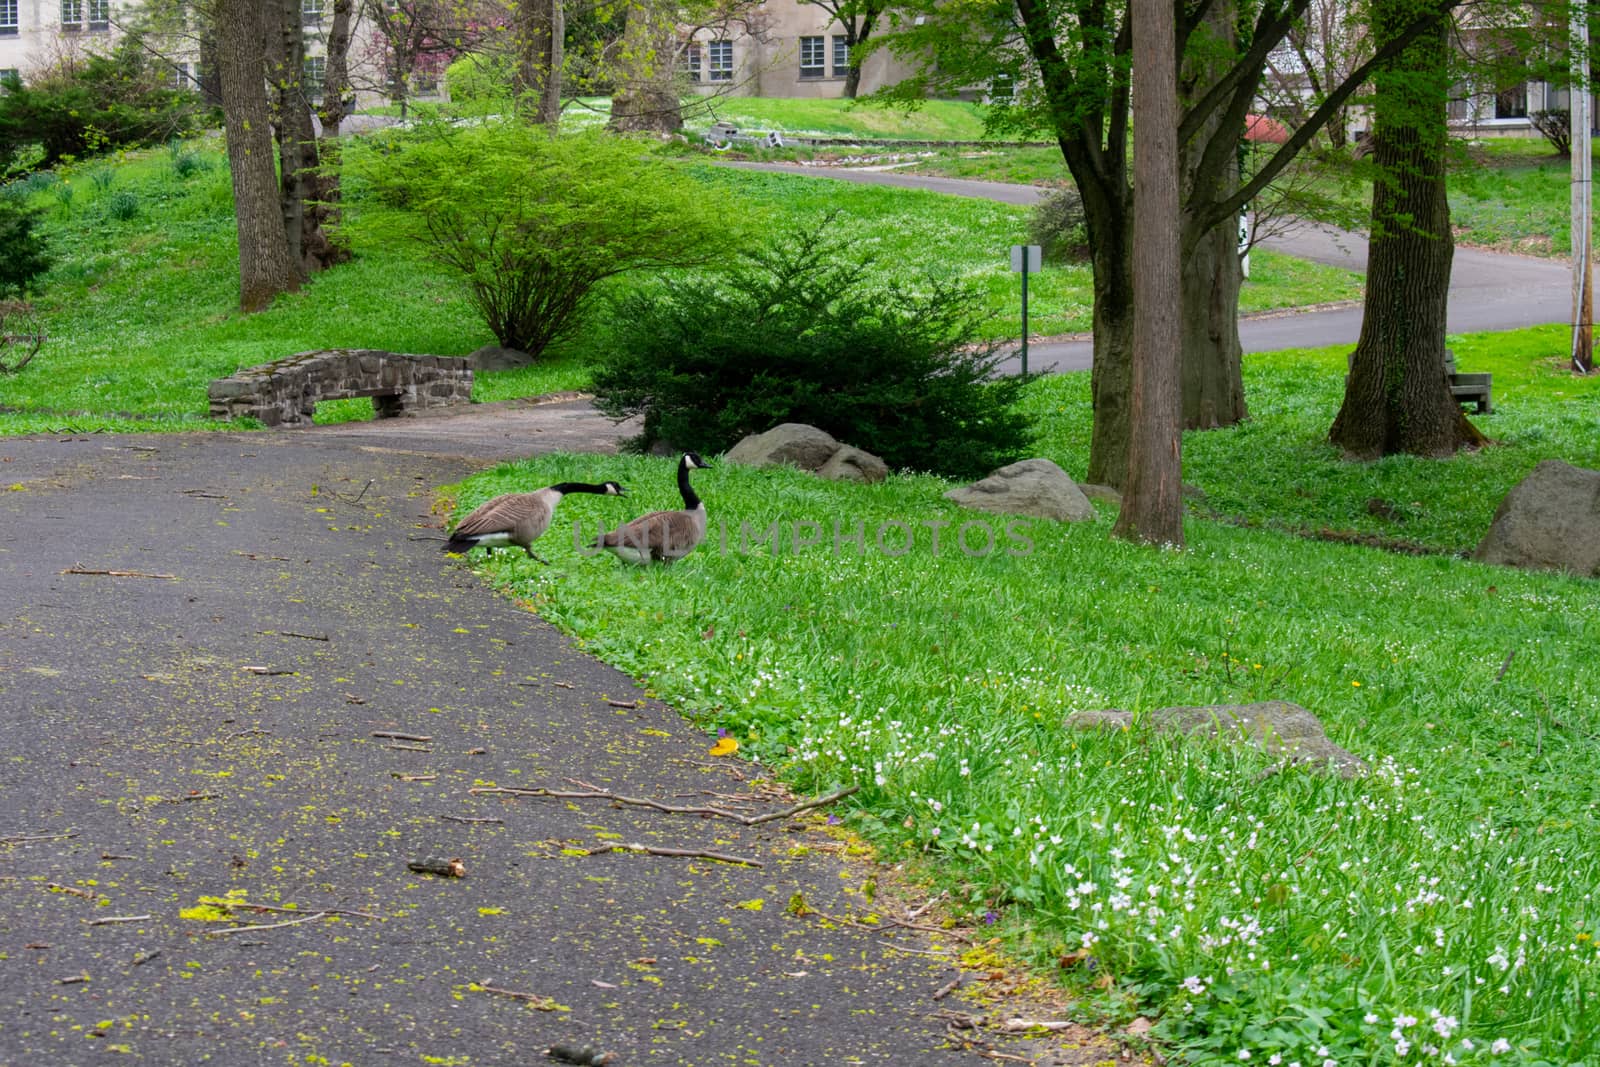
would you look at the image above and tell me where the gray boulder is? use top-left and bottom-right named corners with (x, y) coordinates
top-left (466, 345), bottom-right (533, 372)
top-left (817, 445), bottom-right (889, 484)
top-left (725, 423), bottom-right (843, 472)
top-left (1473, 460), bottom-right (1600, 577)
top-left (724, 424), bottom-right (889, 483)
top-left (944, 458), bottom-right (1094, 522)
top-left (1066, 701), bottom-right (1368, 778)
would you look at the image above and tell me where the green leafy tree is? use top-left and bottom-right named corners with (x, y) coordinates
top-left (353, 123), bottom-right (734, 356)
top-left (590, 220), bottom-right (1034, 480)
top-left (875, 0), bottom-right (1463, 486)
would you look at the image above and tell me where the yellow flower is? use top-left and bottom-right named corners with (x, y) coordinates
top-left (709, 736), bottom-right (739, 757)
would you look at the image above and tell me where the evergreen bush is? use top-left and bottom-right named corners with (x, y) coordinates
top-left (590, 220), bottom-right (1034, 480)
top-left (0, 198), bottom-right (53, 296)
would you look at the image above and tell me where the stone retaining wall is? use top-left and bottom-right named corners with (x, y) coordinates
top-left (208, 349), bottom-right (473, 427)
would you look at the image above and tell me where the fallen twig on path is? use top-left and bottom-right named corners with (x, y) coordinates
top-left (1, 829), bottom-right (77, 846)
top-left (265, 630), bottom-right (329, 642)
top-left (584, 842), bottom-right (763, 867)
top-left (209, 912), bottom-right (330, 936)
top-left (468, 784), bottom-right (859, 827)
top-left (476, 982), bottom-right (563, 1010)
top-left (440, 815), bottom-right (503, 825)
top-left (84, 915), bottom-right (150, 926)
top-left (372, 730), bottom-right (432, 742)
top-left (61, 565), bottom-right (177, 580)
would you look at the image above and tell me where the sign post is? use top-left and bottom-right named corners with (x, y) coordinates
top-left (1010, 244), bottom-right (1042, 376)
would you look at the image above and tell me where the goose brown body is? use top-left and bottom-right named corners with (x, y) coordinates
top-left (446, 481), bottom-right (624, 560)
top-left (598, 454), bottom-right (708, 564)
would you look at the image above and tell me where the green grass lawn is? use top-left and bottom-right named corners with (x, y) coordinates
top-left (447, 336), bottom-right (1600, 1066)
top-left (0, 138), bottom-right (1358, 433)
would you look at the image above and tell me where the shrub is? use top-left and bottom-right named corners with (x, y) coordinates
top-left (443, 54), bottom-right (516, 114)
top-left (106, 189), bottom-right (139, 221)
top-left (1027, 185), bottom-right (1089, 264)
top-left (1529, 109), bottom-right (1570, 157)
top-left (590, 220), bottom-right (1035, 480)
top-left (0, 198), bottom-right (52, 296)
top-left (0, 36), bottom-right (205, 168)
top-left (351, 122), bottom-right (736, 357)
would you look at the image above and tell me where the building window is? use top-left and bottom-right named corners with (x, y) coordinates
top-left (708, 40), bottom-right (732, 82)
top-left (88, 0), bottom-right (109, 30)
top-left (303, 55), bottom-right (325, 99)
top-left (61, 0), bottom-right (83, 29)
top-left (799, 35), bottom-right (825, 78)
top-left (168, 62), bottom-right (191, 90)
top-left (302, 0), bottom-right (322, 22)
top-left (0, 69), bottom-right (18, 86)
top-left (1495, 83), bottom-right (1527, 119)
top-left (1545, 84), bottom-right (1570, 111)
top-left (832, 35), bottom-right (850, 76)
top-left (0, 0), bottom-right (16, 36)
top-left (685, 42), bottom-right (701, 83)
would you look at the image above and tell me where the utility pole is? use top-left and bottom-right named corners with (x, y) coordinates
top-left (1573, 5), bottom-right (1593, 374)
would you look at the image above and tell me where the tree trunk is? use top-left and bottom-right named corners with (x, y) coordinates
top-left (266, 0), bottom-right (316, 271)
top-left (1112, 0), bottom-right (1184, 546)
top-left (1085, 224), bottom-right (1135, 489)
top-left (311, 0), bottom-right (354, 268)
top-left (513, 0), bottom-right (564, 129)
top-left (608, 0), bottom-right (682, 134)
top-left (1178, 0), bottom-right (1246, 432)
top-left (1328, 1), bottom-right (1484, 458)
top-left (216, 0), bottom-right (302, 312)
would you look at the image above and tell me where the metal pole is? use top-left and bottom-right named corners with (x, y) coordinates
top-left (1020, 263), bottom-right (1030, 376)
top-left (1574, 6), bottom-right (1593, 374)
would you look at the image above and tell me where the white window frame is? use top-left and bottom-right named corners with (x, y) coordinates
top-left (61, 0), bottom-right (84, 29)
top-left (88, 0), bottom-right (109, 30)
top-left (798, 35), bottom-right (825, 79)
top-left (707, 40), bottom-right (732, 82)
top-left (0, 0), bottom-right (17, 36)
top-left (685, 42), bottom-right (701, 83)
top-left (831, 35), bottom-right (849, 76)
top-left (303, 55), bottom-right (326, 99)
top-left (302, 0), bottom-right (323, 22)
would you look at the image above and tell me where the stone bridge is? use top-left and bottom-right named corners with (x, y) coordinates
top-left (208, 349), bottom-right (473, 427)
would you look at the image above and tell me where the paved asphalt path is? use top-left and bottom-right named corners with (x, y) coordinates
top-left (0, 400), bottom-right (1124, 1066)
top-left (722, 160), bottom-right (1575, 376)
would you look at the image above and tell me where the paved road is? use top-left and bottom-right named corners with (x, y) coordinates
top-left (0, 400), bottom-right (1121, 1066)
top-left (723, 161), bottom-right (1575, 374)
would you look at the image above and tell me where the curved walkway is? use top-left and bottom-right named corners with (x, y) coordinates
top-left (0, 400), bottom-right (1125, 1066)
top-left (721, 160), bottom-right (1575, 374)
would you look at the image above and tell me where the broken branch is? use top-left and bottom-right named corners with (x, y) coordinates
top-left (84, 915), bottom-right (151, 926)
top-left (477, 982), bottom-right (561, 1009)
top-left (468, 784), bottom-right (859, 827)
top-left (61, 566), bottom-right (177, 580)
top-left (584, 842), bottom-right (763, 867)
top-left (371, 730), bottom-right (432, 742)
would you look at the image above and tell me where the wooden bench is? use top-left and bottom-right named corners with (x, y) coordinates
top-left (1444, 350), bottom-right (1492, 414)
top-left (1343, 349), bottom-right (1492, 415)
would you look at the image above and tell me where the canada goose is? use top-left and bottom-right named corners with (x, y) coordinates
top-left (445, 481), bottom-right (625, 563)
top-left (597, 453), bottom-right (709, 564)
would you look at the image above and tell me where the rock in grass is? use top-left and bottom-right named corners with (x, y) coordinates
top-left (944, 458), bottom-right (1093, 522)
top-left (725, 423), bottom-right (843, 471)
top-left (1473, 459), bottom-right (1600, 577)
top-left (725, 424), bottom-right (889, 483)
top-left (1066, 701), bottom-right (1368, 778)
top-left (466, 344), bottom-right (533, 372)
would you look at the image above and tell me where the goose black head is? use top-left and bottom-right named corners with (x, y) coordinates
top-left (602, 481), bottom-right (626, 496)
top-left (683, 452), bottom-right (709, 471)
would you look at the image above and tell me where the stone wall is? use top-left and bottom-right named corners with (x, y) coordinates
top-left (208, 349), bottom-right (473, 427)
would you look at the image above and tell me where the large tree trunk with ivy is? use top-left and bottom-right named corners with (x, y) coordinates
top-left (310, 0), bottom-right (354, 267)
top-left (608, 0), bottom-right (683, 135)
top-left (264, 0), bottom-right (339, 272)
top-left (216, 0), bottom-right (303, 311)
top-left (1328, 0), bottom-right (1484, 459)
top-left (1085, 209), bottom-right (1136, 489)
top-left (512, 0), bottom-right (564, 128)
top-left (1178, 0), bottom-right (1246, 431)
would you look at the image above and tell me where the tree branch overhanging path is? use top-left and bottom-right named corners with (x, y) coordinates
top-left (875, 0), bottom-right (1469, 488)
